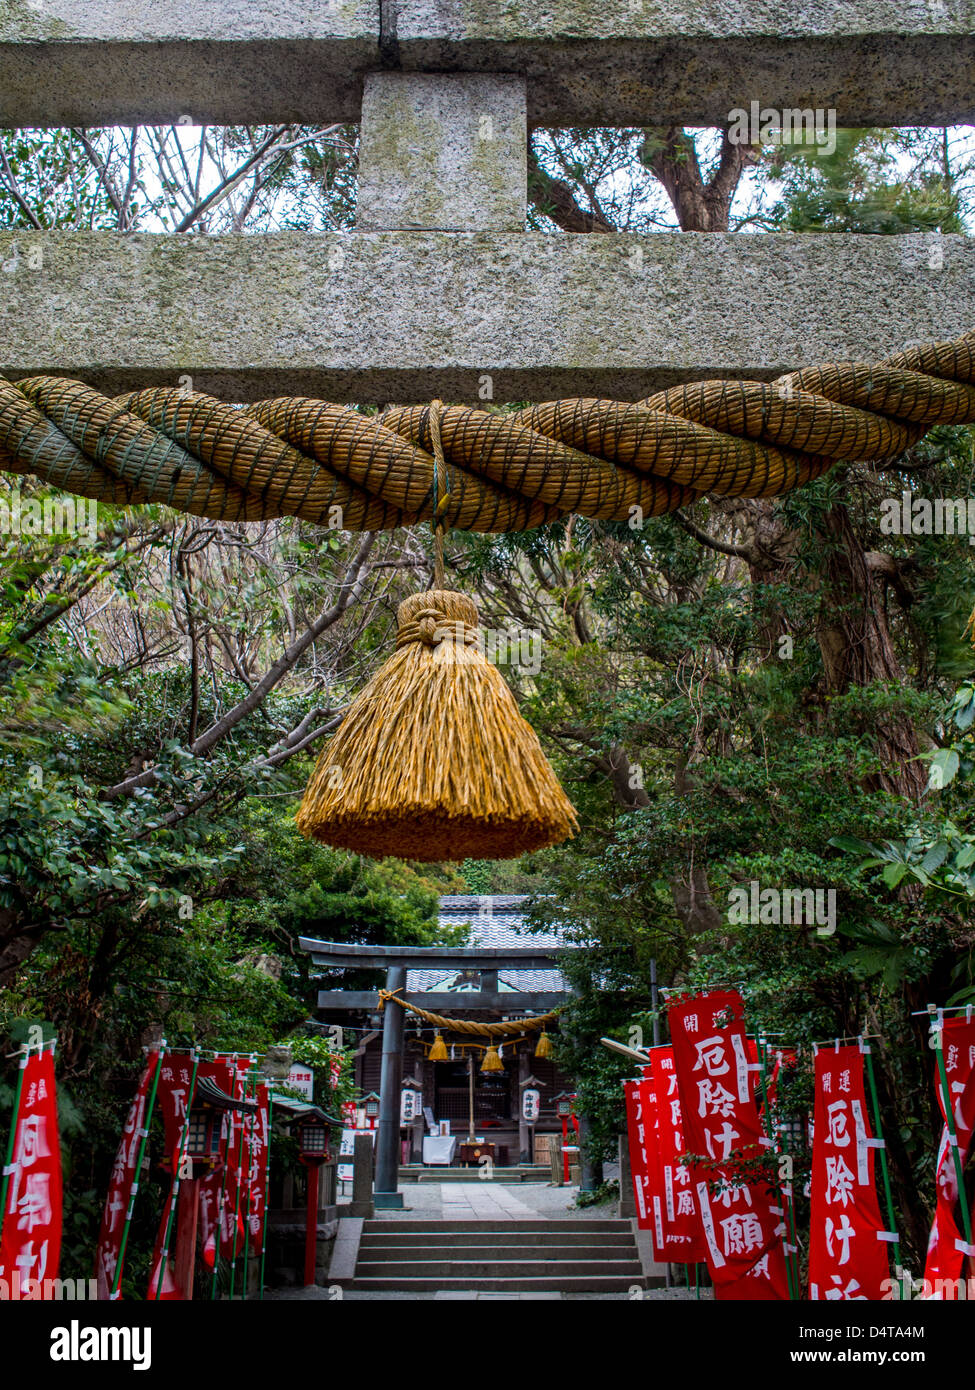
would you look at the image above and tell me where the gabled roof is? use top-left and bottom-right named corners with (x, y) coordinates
top-left (407, 895), bottom-right (571, 995)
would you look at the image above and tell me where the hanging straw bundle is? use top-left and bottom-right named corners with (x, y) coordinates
top-left (296, 588), bottom-right (578, 861)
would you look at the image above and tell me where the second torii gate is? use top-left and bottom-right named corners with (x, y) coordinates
top-left (299, 937), bottom-right (571, 1208)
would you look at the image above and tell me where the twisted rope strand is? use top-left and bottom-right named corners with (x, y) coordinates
top-left (3, 330), bottom-right (974, 532)
top-left (378, 987), bottom-right (558, 1036)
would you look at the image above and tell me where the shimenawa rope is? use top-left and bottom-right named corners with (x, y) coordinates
top-left (377, 987), bottom-right (559, 1036)
top-left (2, 330), bottom-right (974, 533)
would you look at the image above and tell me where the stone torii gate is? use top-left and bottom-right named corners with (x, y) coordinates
top-left (3, 0), bottom-right (970, 1206)
top-left (300, 936), bottom-right (571, 1207)
top-left (2, 4), bottom-right (974, 399)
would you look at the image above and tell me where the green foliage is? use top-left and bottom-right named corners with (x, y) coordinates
top-left (762, 130), bottom-right (962, 234)
top-left (288, 1034), bottom-right (357, 1112)
top-left (574, 1179), bottom-right (619, 1208)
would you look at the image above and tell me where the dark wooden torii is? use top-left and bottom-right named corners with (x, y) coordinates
top-left (299, 937), bottom-right (569, 1208)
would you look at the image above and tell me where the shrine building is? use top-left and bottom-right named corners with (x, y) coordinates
top-left (303, 895), bottom-right (578, 1173)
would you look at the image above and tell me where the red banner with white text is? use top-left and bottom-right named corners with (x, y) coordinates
top-left (623, 1078), bottom-right (656, 1233)
top-left (245, 1084), bottom-right (270, 1255)
top-left (648, 1047), bottom-right (708, 1264)
top-left (216, 1057), bottom-right (254, 1260)
top-left (156, 1052), bottom-right (197, 1168)
top-left (0, 1044), bottom-right (62, 1295)
top-left (95, 1050), bottom-right (160, 1299)
top-left (923, 1016), bottom-right (975, 1291)
top-left (146, 1049), bottom-right (205, 1300)
top-left (668, 990), bottom-right (790, 1300)
top-left (808, 1044), bottom-right (892, 1301)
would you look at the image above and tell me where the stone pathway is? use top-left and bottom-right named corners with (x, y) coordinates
top-left (336, 1178), bottom-right (622, 1221)
top-left (407, 1181), bottom-right (544, 1220)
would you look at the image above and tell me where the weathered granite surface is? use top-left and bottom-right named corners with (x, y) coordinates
top-left (358, 73), bottom-right (526, 231)
top-left (0, 0), bottom-right (973, 125)
top-left (0, 230), bottom-right (968, 402)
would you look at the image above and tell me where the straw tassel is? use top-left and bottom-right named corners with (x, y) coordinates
top-left (296, 589), bottom-right (578, 861)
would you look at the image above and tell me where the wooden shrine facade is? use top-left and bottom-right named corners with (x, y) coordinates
top-left (300, 896), bottom-right (577, 1205)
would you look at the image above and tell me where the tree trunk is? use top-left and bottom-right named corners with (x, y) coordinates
top-left (815, 502), bottom-right (927, 801)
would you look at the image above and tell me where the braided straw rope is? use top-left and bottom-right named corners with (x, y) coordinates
top-left (378, 987), bottom-right (558, 1037)
top-left (2, 331), bottom-right (974, 531)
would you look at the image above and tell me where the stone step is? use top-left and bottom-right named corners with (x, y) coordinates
top-left (356, 1258), bottom-right (643, 1278)
top-left (359, 1243), bottom-right (638, 1260)
top-left (359, 1232), bottom-right (634, 1249)
top-left (399, 1167), bottom-right (549, 1184)
top-left (361, 1219), bottom-right (630, 1233)
top-left (350, 1275), bottom-right (645, 1293)
top-left (351, 1215), bottom-right (647, 1292)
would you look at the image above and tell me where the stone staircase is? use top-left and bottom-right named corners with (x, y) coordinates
top-left (398, 1165), bottom-right (550, 1184)
top-left (346, 1218), bottom-right (648, 1293)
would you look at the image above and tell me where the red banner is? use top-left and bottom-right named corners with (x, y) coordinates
top-left (808, 1044), bottom-right (892, 1301)
top-left (198, 1170), bottom-right (222, 1270)
top-left (623, 1078), bottom-right (657, 1232)
top-left (244, 1085), bottom-right (270, 1255)
top-left (146, 1049), bottom-right (204, 1300)
top-left (156, 1052), bottom-right (197, 1166)
top-left (923, 1015), bottom-right (975, 1291)
top-left (648, 1047), bottom-right (708, 1264)
top-left (668, 990), bottom-right (790, 1300)
top-left (186, 1057), bottom-right (265, 1268)
top-left (95, 1051), bottom-right (160, 1300)
top-left (0, 1044), bottom-right (62, 1295)
top-left (216, 1058), bottom-right (253, 1260)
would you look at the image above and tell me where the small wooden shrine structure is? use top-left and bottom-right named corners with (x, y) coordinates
top-left (300, 896), bottom-right (578, 1206)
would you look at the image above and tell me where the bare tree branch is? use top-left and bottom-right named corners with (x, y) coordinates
top-left (671, 510), bottom-right (754, 560)
top-left (0, 144), bottom-right (42, 229)
top-left (527, 145), bottom-right (615, 233)
top-left (102, 532), bottom-right (377, 799)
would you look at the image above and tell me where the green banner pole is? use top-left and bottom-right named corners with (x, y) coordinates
top-left (153, 1049), bottom-right (200, 1301)
top-left (258, 1088), bottom-right (273, 1301)
top-left (862, 1041), bottom-right (902, 1274)
top-left (111, 1044), bottom-right (166, 1299)
top-left (754, 1034), bottom-right (796, 1301)
top-left (0, 1038), bottom-right (32, 1252)
top-left (240, 1059), bottom-right (258, 1300)
top-left (930, 1008), bottom-right (974, 1250)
